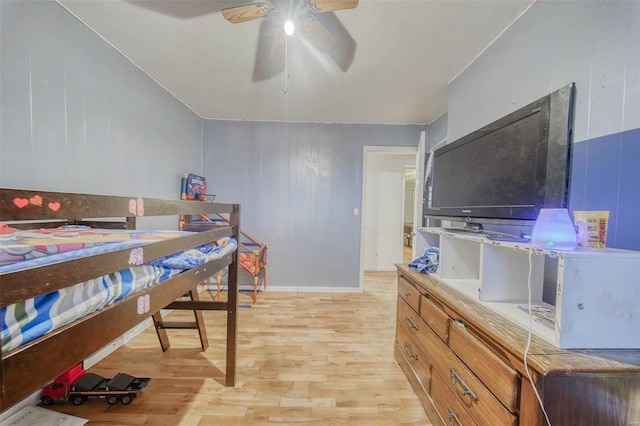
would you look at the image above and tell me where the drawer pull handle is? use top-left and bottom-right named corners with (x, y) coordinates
top-left (448, 408), bottom-right (463, 426)
top-left (404, 315), bottom-right (419, 331)
top-left (403, 292), bottom-right (411, 299)
top-left (404, 342), bottom-right (418, 361)
top-left (450, 369), bottom-right (478, 401)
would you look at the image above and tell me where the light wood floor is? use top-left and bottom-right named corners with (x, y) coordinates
top-left (47, 271), bottom-right (431, 425)
top-left (403, 244), bottom-right (413, 264)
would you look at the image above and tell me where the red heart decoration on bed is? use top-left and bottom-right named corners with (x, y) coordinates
top-left (13, 198), bottom-right (29, 208)
top-left (48, 202), bottom-right (61, 212)
top-left (29, 195), bottom-right (43, 206)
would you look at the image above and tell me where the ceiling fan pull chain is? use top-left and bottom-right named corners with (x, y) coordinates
top-left (282, 33), bottom-right (290, 95)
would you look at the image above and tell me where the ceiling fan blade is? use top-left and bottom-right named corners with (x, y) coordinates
top-left (311, 11), bottom-right (357, 72)
top-left (270, 26), bottom-right (285, 58)
top-left (221, 2), bottom-right (274, 24)
top-left (307, 0), bottom-right (359, 13)
top-left (301, 14), bottom-right (336, 52)
top-left (253, 18), bottom-right (286, 82)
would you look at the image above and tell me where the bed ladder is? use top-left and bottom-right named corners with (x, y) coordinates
top-left (152, 289), bottom-right (208, 351)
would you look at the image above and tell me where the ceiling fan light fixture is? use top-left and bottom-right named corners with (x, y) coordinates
top-left (284, 20), bottom-right (295, 36)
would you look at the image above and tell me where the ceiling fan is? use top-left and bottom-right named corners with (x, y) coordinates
top-left (221, 0), bottom-right (359, 82)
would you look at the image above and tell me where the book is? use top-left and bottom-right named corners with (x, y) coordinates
top-left (182, 173), bottom-right (206, 201)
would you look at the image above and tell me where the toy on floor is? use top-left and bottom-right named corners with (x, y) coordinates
top-left (40, 363), bottom-right (150, 406)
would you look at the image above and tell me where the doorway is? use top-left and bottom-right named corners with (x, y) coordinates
top-left (403, 167), bottom-right (416, 263)
top-left (360, 147), bottom-right (418, 286)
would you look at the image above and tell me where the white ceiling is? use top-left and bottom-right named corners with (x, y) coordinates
top-left (57, 0), bottom-right (533, 125)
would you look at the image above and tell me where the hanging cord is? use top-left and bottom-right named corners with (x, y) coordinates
top-left (524, 251), bottom-right (552, 426)
top-left (282, 32), bottom-right (289, 95)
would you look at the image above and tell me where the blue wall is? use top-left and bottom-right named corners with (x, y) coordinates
top-left (203, 120), bottom-right (424, 289)
top-left (570, 128), bottom-right (640, 250)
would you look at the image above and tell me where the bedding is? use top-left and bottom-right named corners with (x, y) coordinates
top-left (0, 226), bottom-right (236, 352)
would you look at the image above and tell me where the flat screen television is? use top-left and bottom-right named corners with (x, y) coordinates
top-left (424, 83), bottom-right (575, 227)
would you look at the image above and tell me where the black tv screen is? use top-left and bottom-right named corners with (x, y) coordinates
top-left (424, 83), bottom-right (575, 225)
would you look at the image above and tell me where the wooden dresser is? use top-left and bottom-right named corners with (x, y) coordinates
top-left (395, 264), bottom-right (640, 426)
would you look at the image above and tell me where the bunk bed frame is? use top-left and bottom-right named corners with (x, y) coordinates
top-left (0, 188), bottom-right (240, 411)
top-left (194, 213), bottom-right (267, 305)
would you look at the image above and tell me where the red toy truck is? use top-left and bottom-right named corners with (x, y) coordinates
top-left (40, 363), bottom-right (150, 406)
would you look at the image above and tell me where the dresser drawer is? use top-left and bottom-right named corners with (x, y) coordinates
top-left (396, 318), bottom-right (432, 394)
top-left (420, 294), bottom-right (450, 343)
top-left (397, 297), bottom-right (424, 341)
top-left (412, 314), bottom-right (517, 426)
top-left (431, 369), bottom-right (477, 426)
top-left (398, 275), bottom-right (421, 313)
top-left (448, 320), bottom-right (519, 412)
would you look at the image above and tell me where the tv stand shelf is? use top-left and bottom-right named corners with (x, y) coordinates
top-left (421, 227), bottom-right (640, 349)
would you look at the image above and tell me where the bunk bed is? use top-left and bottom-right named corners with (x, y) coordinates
top-left (0, 188), bottom-right (240, 411)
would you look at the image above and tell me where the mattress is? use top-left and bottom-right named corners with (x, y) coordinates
top-left (0, 225), bottom-right (236, 352)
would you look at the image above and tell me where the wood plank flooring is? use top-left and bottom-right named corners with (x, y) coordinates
top-left (403, 244), bottom-right (413, 264)
top-left (45, 271), bottom-right (431, 425)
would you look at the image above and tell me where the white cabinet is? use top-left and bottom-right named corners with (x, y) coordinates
top-left (422, 228), bottom-right (640, 349)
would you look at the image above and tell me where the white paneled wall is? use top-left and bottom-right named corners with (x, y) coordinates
top-left (203, 120), bottom-right (424, 290)
top-left (448, 1), bottom-right (640, 144)
top-left (1, 1), bottom-right (202, 224)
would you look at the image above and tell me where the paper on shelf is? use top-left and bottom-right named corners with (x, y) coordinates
top-left (517, 304), bottom-right (556, 329)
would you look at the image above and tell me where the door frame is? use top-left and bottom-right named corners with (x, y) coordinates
top-left (360, 146), bottom-right (418, 290)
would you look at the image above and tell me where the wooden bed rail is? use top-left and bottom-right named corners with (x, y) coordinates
top-left (1, 188), bottom-right (237, 220)
top-left (0, 226), bottom-right (236, 308)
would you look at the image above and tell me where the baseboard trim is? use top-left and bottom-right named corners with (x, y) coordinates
top-left (364, 266), bottom-right (397, 272)
top-left (267, 286), bottom-right (363, 293)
